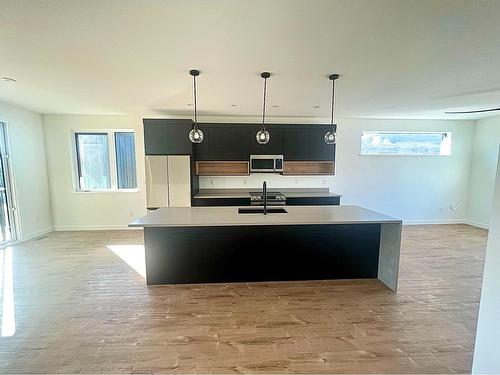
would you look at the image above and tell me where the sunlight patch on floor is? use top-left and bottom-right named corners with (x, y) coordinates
top-left (1, 247), bottom-right (15, 337)
top-left (107, 245), bottom-right (146, 278)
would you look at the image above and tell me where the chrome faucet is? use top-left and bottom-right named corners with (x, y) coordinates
top-left (263, 181), bottom-right (267, 215)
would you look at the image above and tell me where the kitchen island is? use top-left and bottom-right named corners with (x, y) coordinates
top-left (130, 205), bottom-right (402, 291)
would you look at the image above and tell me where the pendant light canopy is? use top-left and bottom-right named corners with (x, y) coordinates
top-left (324, 73), bottom-right (339, 145)
top-left (188, 69), bottom-right (204, 143)
top-left (256, 72), bottom-right (271, 144)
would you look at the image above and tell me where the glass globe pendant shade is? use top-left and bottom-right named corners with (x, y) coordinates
top-left (324, 130), bottom-right (337, 144)
top-left (256, 129), bottom-right (270, 144)
top-left (189, 127), bottom-right (204, 143)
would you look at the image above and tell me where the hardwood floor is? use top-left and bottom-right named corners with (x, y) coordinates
top-left (0, 225), bottom-right (487, 373)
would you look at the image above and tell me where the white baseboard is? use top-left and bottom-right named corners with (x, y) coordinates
top-left (23, 220), bottom-right (490, 234)
top-left (53, 224), bottom-right (142, 231)
top-left (403, 218), bottom-right (489, 229)
top-left (464, 219), bottom-right (489, 229)
top-left (403, 219), bottom-right (465, 225)
top-left (3, 226), bottom-right (54, 247)
top-left (23, 226), bottom-right (53, 240)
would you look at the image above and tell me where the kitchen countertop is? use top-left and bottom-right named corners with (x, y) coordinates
top-left (193, 188), bottom-right (342, 199)
top-left (130, 205), bottom-right (400, 228)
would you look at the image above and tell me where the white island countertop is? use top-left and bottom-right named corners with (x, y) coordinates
top-left (130, 205), bottom-right (401, 228)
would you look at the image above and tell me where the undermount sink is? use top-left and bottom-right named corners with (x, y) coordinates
top-left (238, 207), bottom-right (288, 214)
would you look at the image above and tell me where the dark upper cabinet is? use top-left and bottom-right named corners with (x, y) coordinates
top-left (250, 126), bottom-right (284, 155)
top-left (194, 124), bottom-right (250, 161)
top-left (193, 125), bottom-right (211, 160)
top-left (309, 127), bottom-right (335, 160)
top-left (284, 128), bottom-right (311, 160)
top-left (148, 120), bottom-right (336, 163)
top-left (284, 126), bottom-right (334, 160)
top-left (143, 119), bottom-right (193, 155)
top-left (210, 125), bottom-right (250, 160)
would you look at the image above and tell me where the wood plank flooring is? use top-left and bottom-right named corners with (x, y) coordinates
top-left (0, 225), bottom-right (487, 373)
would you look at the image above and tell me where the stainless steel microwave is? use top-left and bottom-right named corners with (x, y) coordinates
top-left (250, 155), bottom-right (284, 173)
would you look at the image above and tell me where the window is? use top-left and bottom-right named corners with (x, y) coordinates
top-left (360, 131), bottom-right (452, 156)
top-left (74, 130), bottom-right (137, 191)
top-left (115, 132), bottom-right (137, 189)
top-left (75, 133), bottom-right (111, 190)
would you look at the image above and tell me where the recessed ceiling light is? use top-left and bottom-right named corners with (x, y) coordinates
top-left (272, 105), bottom-right (279, 108)
top-left (230, 104), bottom-right (238, 107)
top-left (1, 77), bottom-right (16, 83)
top-left (313, 105), bottom-right (320, 109)
top-left (187, 103), bottom-right (193, 106)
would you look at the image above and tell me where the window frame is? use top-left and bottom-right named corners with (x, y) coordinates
top-left (71, 129), bottom-right (138, 193)
top-left (359, 131), bottom-right (452, 156)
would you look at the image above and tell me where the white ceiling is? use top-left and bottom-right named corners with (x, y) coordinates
top-left (1, 0), bottom-right (500, 120)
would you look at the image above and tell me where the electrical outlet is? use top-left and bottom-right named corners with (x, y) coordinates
top-left (323, 179), bottom-right (327, 185)
top-left (294, 179), bottom-right (299, 185)
top-left (450, 201), bottom-right (458, 211)
top-left (128, 211), bottom-right (133, 217)
top-left (210, 179), bottom-right (216, 185)
top-left (243, 179), bottom-right (248, 185)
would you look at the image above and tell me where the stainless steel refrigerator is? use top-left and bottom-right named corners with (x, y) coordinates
top-left (145, 155), bottom-right (191, 209)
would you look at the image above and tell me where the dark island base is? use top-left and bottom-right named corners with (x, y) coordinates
top-left (144, 224), bottom-right (381, 285)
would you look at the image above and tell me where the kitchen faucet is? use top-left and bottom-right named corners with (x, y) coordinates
top-left (263, 181), bottom-right (267, 215)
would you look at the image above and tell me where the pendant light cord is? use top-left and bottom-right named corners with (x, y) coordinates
top-left (330, 77), bottom-right (335, 131)
top-left (262, 77), bottom-right (267, 131)
top-left (193, 74), bottom-right (198, 128)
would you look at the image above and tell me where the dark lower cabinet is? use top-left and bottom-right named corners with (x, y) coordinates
top-left (286, 196), bottom-right (341, 206)
top-left (144, 223), bottom-right (380, 285)
top-left (193, 196), bottom-right (340, 207)
top-left (193, 197), bottom-right (251, 206)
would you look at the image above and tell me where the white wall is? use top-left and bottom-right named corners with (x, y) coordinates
top-left (467, 115), bottom-right (500, 228)
top-left (43, 115), bottom-right (147, 230)
top-left (0, 101), bottom-right (52, 240)
top-left (472, 147), bottom-right (500, 373)
top-left (202, 118), bottom-right (474, 223)
top-left (42, 115), bottom-right (474, 227)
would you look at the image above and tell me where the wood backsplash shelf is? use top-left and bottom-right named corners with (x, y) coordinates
top-left (196, 161), bottom-right (250, 176)
top-left (283, 161), bottom-right (335, 175)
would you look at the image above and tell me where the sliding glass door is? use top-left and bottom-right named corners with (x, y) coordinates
top-left (0, 123), bottom-right (16, 244)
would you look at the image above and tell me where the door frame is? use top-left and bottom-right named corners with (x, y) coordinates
top-left (0, 121), bottom-right (19, 245)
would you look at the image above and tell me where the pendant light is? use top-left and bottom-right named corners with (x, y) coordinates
top-left (188, 69), bottom-right (204, 143)
top-left (256, 72), bottom-right (271, 144)
top-left (324, 73), bottom-right (339, 144)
